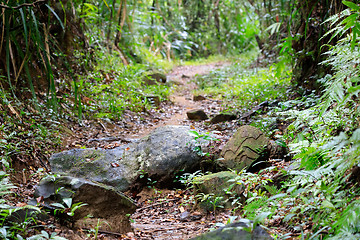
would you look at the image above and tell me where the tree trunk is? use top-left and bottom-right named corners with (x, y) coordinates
top-left (292, 0), bottom-right (343, 90)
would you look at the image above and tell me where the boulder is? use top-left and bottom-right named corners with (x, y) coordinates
top-left (49, 147), bottom-right (132, 191)
top-left (190, 220), bottom-right (273, 240)
top-left (49, 125), bottom-right (202, 190)
top-left (220, 125), bottom-right (270, 172)
top-left (143, 72), bottom-right (167, 85)
top-left (193, 171), bottom-right (243, 197)
top-left (193, 95), bottom-right (207, 101)
top-left (210, 113), bottom-right (237, 124)
top-left (187, 109), bottom-right (209, 120)
top-left (193, 171), bottom-right (245, 209)
top-left (123, 125), bottom-right (202, 186)
top-left (32, 176), bottom-right (136, 233)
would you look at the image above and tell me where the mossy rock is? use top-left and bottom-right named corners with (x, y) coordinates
top-left (49, 147), bottom-right (134, 192)
top-left (187, 109), bottom-right (208, 120)
top-left (33, 176), bottom-right (136, 234)
top-left (220, 125), bottom-right (270, 172)
top-left (210, 113), bottom-right (237, 124)
top-left (193, 171), bottom-right (243, 197)
top-left (143, 72), bottom-right (167, 85)
top-left (190, 220), bottom-right (273, 240)
top-left (49, 125), bottom-right (203, 191)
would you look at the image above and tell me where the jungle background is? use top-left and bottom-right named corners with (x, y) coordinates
top-left (2, 0), bottom-right (360, 239)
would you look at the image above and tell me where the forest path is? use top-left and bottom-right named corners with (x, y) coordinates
top-left (125, 62), bottom-right (238, 240)
top-left (131, 62), bottom-right (230, 138)
top-left (61, 61), bottom-right (230, 149)
top-left (59, 62), bottom-right (235, 240)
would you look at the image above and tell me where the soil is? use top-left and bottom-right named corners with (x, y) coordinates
top-left (9, 61), bottom-right (284, 240)
top-left (52, 61), bottom-right (241, 240)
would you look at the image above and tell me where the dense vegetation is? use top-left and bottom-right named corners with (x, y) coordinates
top-left (1, 0), bottom-right (360, 239)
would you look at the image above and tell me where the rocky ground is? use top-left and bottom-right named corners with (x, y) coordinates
top-left (57, 62), bottom-right (248, 239)
top-left (8, 62), bottom-right (288, 240)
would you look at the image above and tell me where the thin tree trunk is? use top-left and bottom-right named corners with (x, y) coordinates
top-left (114, 0), bottom-right (129, 65)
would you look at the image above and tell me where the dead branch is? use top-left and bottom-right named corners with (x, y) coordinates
top-left (0, 0), bottom-right (47, 10)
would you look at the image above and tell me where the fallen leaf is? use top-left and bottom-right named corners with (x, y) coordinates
top-left (111, 162), bottom-right (120, 167)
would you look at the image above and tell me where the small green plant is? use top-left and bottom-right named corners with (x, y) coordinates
top-left (85, 219), bottom-right (111, 240)
top-left (0, 171), bottom-right (42, 239)
top-left (188, 130), bottom-right (219, 157)
top-left (138, 170), bottom-right (158, 188)
top-left (195, 193), bottom-right (224, 213)
top-left (50, 198), bottom-right (87, 218)
top-left (179, 170), bottom-right (204, 188)
top-left (25, 230), bottom-right (67, 240)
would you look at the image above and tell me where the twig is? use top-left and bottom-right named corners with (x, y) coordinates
top-left (0, 0), bottom-right (47, 10)
top-left (81, 228), bottom-right (124, 237)
top-left (142, 226), bottom-right (186, 233)
top-left (88, 136), bottom-right (130, 143)
top-left (137, 199), bottom-right (178, 212)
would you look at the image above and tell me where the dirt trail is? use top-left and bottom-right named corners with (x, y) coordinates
top-left (61, 62), bottom-right (230, 149)
top-left (124, 62), bottom-right (235, 240)
top-left (59, 62), bottom-right (233, 239)
top-left (128, 62), bottom-right (230, 138)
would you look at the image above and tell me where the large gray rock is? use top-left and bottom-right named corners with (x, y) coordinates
top-left (33, 176), bottom-right (136, 233)
top-left (210, 113), bottom-right (237, 124)
top-left (191, 220), bottom-right (273, 240)
top-left (49, 147), bottom-right (132, 191)
top-left (49, 125), bottom-right (202, 191)
top-left (123, 125), bottom-right (202, 184)
top-left (220, 125), bottom-right (270, 172)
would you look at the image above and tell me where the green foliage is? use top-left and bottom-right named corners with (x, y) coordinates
top-left (0, 171), bottom-right (46, 239)
top-left (26, 231), bottom-right (67, 240)
top-left (193, 50), bottom-right (292, 113)
top-left (0, 93), bottom-right (61, 169)
top-left (0, 0), bottom-right (67, 110)
top-left (195, 193), bottom-right (224, 213)
top-left (67, 62), bottom-right (171, 120)
top-left (50, 197), bottom-right (87, 217)
top-left (248, 6), bottom-right (360, 238)
top-left (188, 130), bottom-right (219, 157)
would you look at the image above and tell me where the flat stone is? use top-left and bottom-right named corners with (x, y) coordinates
top-left (187, 109), bottom-right (208, 120)
top-left (193, 95), bottom-right (207, 101)
top-left (190, 220), bottom-right (273, 240)
top-left (210, 113), bottom-right (237, 124)
top-left (33, 176), bottom-right (136, 234)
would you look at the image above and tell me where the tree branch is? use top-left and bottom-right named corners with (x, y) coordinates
top-left (0, 0), bottom-right (47, 10)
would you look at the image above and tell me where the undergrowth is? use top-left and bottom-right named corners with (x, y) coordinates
top-left (185, 3), bottom-right (360, 239)
top-left (193, 49), bottom-right (292, 113)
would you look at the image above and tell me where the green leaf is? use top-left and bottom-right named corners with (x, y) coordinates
top-left (50, 203), bottom-right (65, 209)
top-left (0, 227), bottom-right (7, 238)
top-left (253, 211), bottom-right (272, 226)
top-left (268, 193), bottom-right (286, 201)
top-left (343, 1), bottom-right (360, 11)
top-left (45, 4), bottom-right (65, 30)
top-left (322, 200), bottom-right (335, 210)
top-left (283, 213), bottom-right (296, 222)
top-left (63, 198), bottom-right (72, 208)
